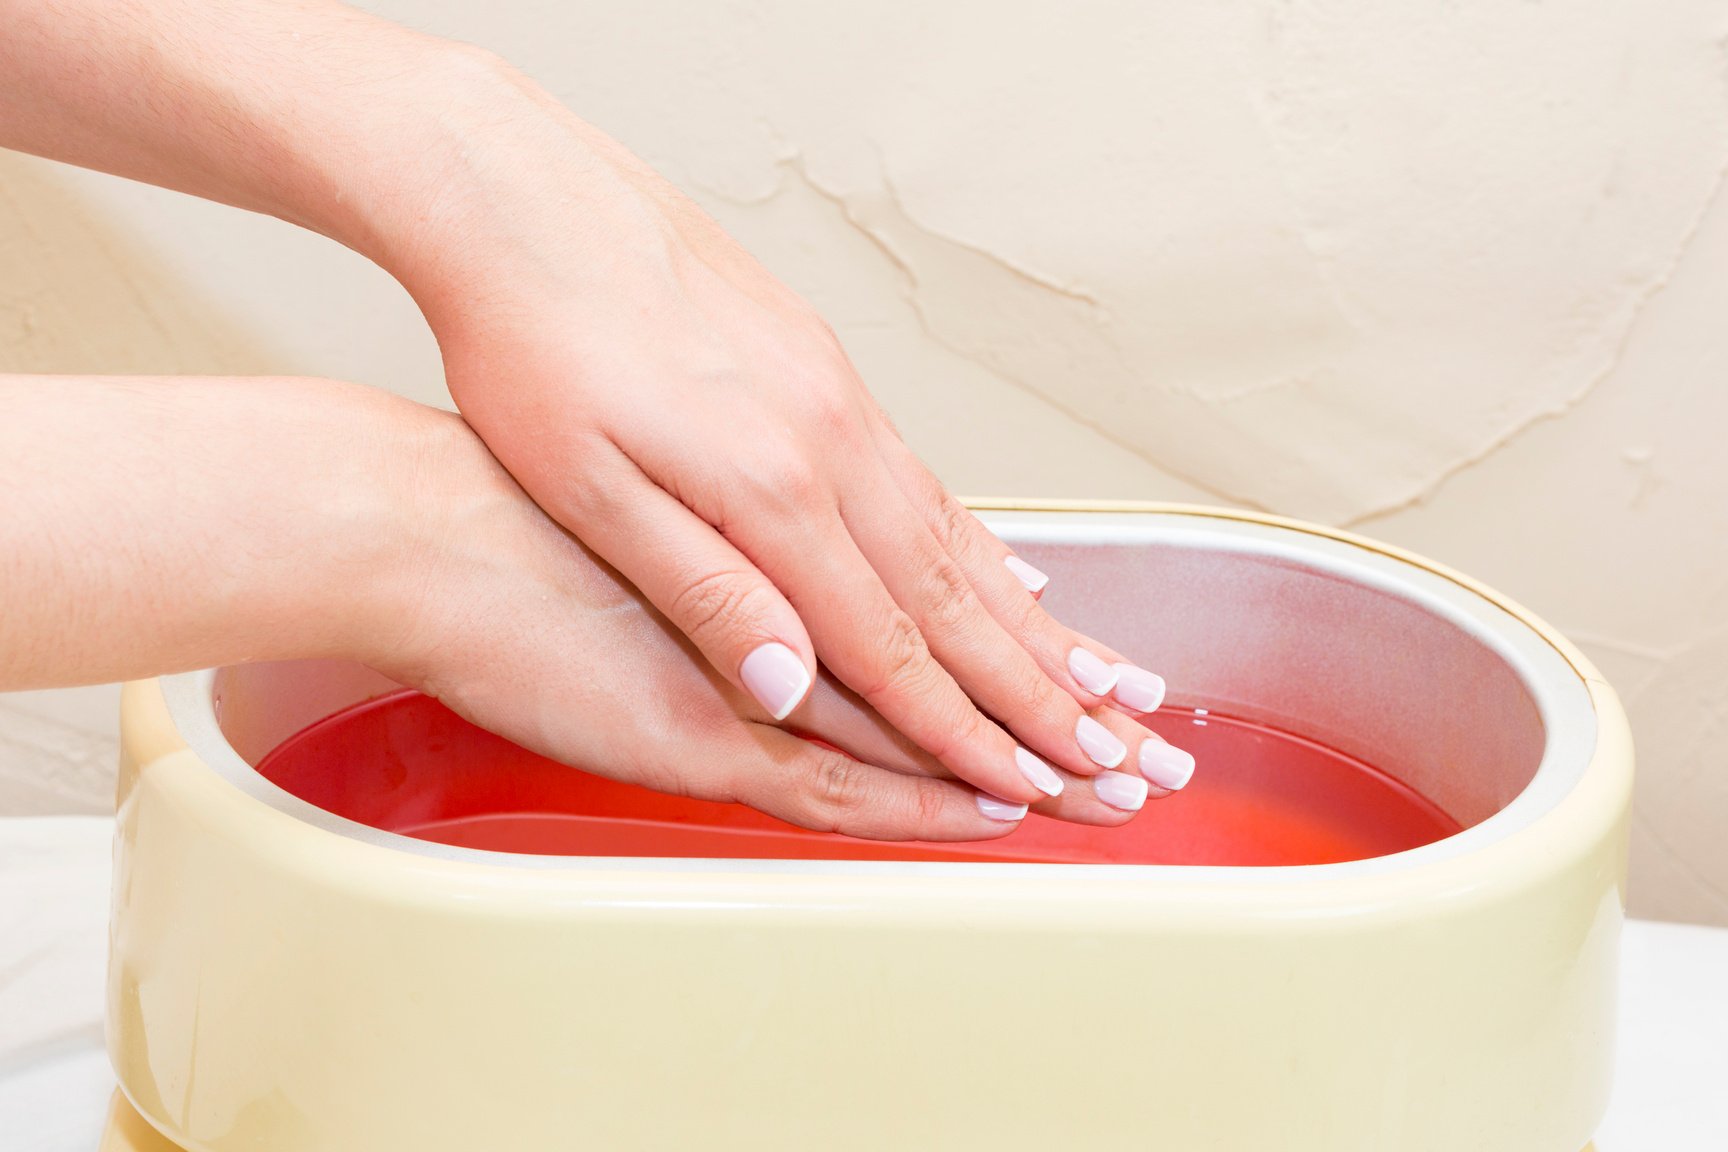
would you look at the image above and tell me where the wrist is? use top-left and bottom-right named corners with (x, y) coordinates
top-left (203, 379), bottom-right (470, 679)
top-left (345, 399), bottom-right (551, 690)
top-left (343, 45), bottom-right (672, 331)
top-left (321, 394), bottom-right (475, 679)
top-left (280, 36), bottom-right (523, 268)
top-left (0, 374), bottom-right (458, 688)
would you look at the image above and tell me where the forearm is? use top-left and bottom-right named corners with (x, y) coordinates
top-left (0, 373), bottom-right (436, 689)
top-left (0, 0), bottom-right (564, 279)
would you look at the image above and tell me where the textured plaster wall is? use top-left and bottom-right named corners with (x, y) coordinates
top-left (2, 1), bottom-right (1725, 924)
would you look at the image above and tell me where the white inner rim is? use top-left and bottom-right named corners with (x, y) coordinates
top-left (158, 511), bottom-right (1598, 883)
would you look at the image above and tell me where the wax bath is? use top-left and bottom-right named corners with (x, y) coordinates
top-left (257, 690), bottom-right (1459, 865)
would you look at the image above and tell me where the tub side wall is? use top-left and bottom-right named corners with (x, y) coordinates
top-left (108, 719), bottom-right (1629, 1152)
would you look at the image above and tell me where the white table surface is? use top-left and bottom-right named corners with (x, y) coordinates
top-left (3, 816), bottom-right (1725, 1150)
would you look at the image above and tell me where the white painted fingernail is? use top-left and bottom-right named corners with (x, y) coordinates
top-left (1140, 740), bottom-right (1196, 791)
top-left (1004, 555), bottom-right (1050, 595)
top-left (1093, 770), bottom-right (1149, 811)
top-left (1015, 747), bottom-right (1064, 796)
top-left (740, 642), bottom-right (812, 721)
top-left (1112, 664), bottom-right (1167, 713)
top-left (977, 793), bottom-right (1030, 822)
top-left (1076, 716), bottom-right (1127, 769)
top-left (1067, 648), bottom-right (1119, 695)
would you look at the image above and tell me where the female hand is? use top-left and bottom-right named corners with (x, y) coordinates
top-left (383, 408), bottom-right (1189, 838)
top-left (384, 51), bottom-right (1177, 810)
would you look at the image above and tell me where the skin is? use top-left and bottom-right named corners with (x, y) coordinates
top-left (0, 377), bottom-right (1170, 837)
top-left (0, 0), bottom-right (1191, 831)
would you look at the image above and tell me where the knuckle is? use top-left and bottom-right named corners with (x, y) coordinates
top-left (1024, 667), bottom-right (1073, 720)
top-left (668, 570), bottom-right (767, 648)
top-left (807, 752), bottom-right (871, 825)
top-left (916, 557), bottom-right (980, 639)
top-left (912, 782), bottom-right (950, 830)
top-left (859, 611), bottom-right (936, 700)
top-left (930, 496), bottom-right (977, 555)
top-left (748, 447), bottom-right (822, 507)
top-left (807, 392), bottom-right (857, 440)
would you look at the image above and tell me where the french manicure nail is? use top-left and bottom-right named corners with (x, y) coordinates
top-left (1112, 664), bottom-right (1167, 713)
top-left (740, 642), bottom-right (813, 721)
top-left (1076, 716), bottom-right (1127, 769)
top-left (1140, 740), bottom-right (1196, 791)
top-left (1004, 555), bottom-right (1050, 595)
top-left (1068, 647), bottom-right (1119, 695)
top-left (977, 793), bottom-right (1030, 822)
top-left (1015, 747), bottom-right (1064, 796)
top-left (1093, 771), bottom-right (1150, 811)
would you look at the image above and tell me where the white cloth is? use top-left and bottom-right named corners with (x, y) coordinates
top-left (1, 816), bottom-right (1724, 1150)
top-left (0, 818), bottom-right (115, 1152)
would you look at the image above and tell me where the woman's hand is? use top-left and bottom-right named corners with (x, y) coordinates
top-left (383, 410), bottom-right (1186, 838)
top-left (382, 51), bottom-right (1176, 810)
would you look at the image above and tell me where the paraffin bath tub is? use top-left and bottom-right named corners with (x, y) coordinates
top-left (103, 504), bottom-right (1631, 1152)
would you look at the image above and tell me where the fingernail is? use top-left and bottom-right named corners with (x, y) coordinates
top-left (740, 642), bottom-right (813, 721)
top-left (1093, 771), bottom-right (1149, 811)
top-left (1004, 555), bottom-right (1050, 595)
top-left (1015, 747), bottom-right (1064, 796)
top-left (1068, 648), bottom-right (1119, 695)
top-left (977, 793), bottom-right (1030, 822)
top-left (1112, 664), bottom-right (1167, 713)
top-left (1076, 715), bottom-right (1127, 769)
top-left (1140, 740), bottom-right (1196, 791)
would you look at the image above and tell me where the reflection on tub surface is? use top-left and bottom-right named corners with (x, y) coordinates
top-left (255, 690), bottom-right (1460, 865)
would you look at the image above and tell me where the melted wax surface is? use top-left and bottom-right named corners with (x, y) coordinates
top-left (257, 690), bottom-right (1460, 865)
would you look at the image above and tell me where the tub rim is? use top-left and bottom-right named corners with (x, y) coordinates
top-left (138, 502), bottom-right (1627, 888)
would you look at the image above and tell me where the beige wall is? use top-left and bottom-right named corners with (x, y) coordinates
top-left (2, 0), bottom-right (1724, 924)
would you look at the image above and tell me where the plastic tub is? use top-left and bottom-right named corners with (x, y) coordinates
top-left (106, 504), bottom-right (1630, 1152)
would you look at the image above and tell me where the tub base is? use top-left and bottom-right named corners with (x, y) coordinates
top-left (97, 1092), bottom-right (1600, 1152)
top-left (101, 1093), bottom-right (171, 1152)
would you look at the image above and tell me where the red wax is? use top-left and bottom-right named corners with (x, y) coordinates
top-left (255, 691), bottom-right (1460, 866)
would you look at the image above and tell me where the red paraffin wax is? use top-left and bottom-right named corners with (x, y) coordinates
top-left (255, 691), bottom-right (1461, 866)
